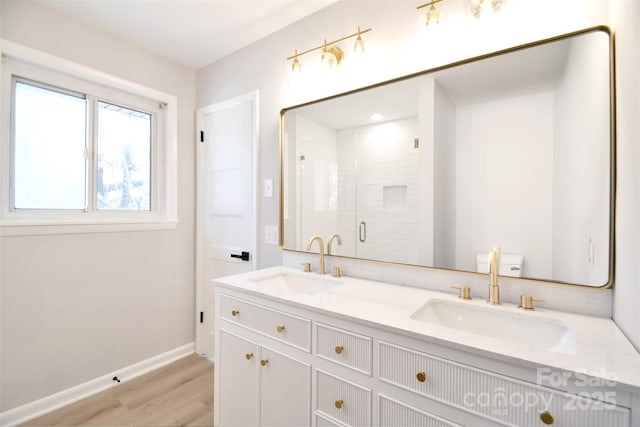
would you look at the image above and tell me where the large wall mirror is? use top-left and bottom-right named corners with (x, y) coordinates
top-left (280, 27), bottom-right (613, 288)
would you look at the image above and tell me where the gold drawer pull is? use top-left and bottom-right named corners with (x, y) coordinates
top-left (260, 359), bottom-right (269, 366)
top-left (334, 399), bottom-right (343, 409)
top-left (245, 353), bottom-right (253, 360)
top-left (416, 372), bottom-right (427, 383)
top-left (231, 310), bottom-right (240, 316)
top-left (335, 346), bottom-right (344, 354)
top-left (540, 411), bottom-right (554, 425)
top-left (276, 325), bottom-right (285, 333)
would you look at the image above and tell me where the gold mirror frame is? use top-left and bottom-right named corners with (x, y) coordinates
top-left (279, 26), bottom-right (615, 289)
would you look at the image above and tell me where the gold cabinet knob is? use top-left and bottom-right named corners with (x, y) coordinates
top-left (416, 372), bottom-right (427, 383)
top-left (231, 310), bottom-right (240, 316)
top-left (245, 353), bottom-right (253, 360)
top-left (335, 346), bottom-right (344, 354)
top-left (260, 359), bottom-right (268, 366)
top-left (540, 411), bottom-right (554, 425)
top-left (276, 325), bottom-right (285, 333)
top-left (334, 399), bottom-right (343, 409)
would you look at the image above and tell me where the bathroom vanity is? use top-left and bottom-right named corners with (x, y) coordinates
top-left (213, 267), bottom-right (640, 427)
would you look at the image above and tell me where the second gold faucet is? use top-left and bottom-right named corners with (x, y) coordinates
top-left (306, 233), bottom-right (343, 275)
top-left (306, 235), bottom-right (325, 275)
top-left (488, 246), bottom-right (501, 305)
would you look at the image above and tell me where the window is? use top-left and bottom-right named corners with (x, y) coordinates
top-left (1, 42), bottom-right (178, 235)
top-left (14, 81), bottom-right (88, 210)
top-left (96, 101), bottom-right (152, 211)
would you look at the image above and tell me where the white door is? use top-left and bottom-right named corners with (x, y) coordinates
top-left (196, 91), bottom-right (258, 357)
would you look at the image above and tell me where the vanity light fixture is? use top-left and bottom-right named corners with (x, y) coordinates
top-left (286, 26), bottom-right (372, 72)
top-left (469, 0), bottom-right (506, 18)
top-left (417, 0), bottom-right (444, 26)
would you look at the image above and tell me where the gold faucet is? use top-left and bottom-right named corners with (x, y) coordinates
top-left (487, 246), bottom-right (501, 305)
top-left (306, 235), bottom-right (325, 275)
top-left (327, 233), bottom-right (342, 255)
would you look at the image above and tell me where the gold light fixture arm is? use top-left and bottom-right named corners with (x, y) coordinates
top-left (416, 0), bottom-right (443, 10)
top-left (286, 27), bottom-right (372, 61)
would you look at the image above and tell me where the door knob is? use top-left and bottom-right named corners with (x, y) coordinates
top-left (230, 251), bottom-right (250, 261)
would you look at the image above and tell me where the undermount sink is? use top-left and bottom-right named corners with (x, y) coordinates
top-left (410, 299), bottom-right (576, 354)
top-left (250, 273), bottom-right (342, 295)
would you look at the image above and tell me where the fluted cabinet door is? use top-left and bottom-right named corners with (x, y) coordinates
top-left (260, 346), bottom-right (311, 427)
top-left (219, 329), bottom-right (259, 427)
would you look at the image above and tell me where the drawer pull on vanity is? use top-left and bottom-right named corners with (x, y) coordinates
top-left (334, 399), bottom-right (344, 409)
top-left (276, 325), bottom-right (286, 333)
top-left (231, 310), bottom-right (240, 317)
top-left (260, 359), bottom-right (269, 366)
top-left (540, 411), bottom-right (554, 425)
top-left (245, 353), bottom-right (253, 360)
top-left (416, 372), bottom-right (427, 383)
top-left (335, 345), bottom-right (344, 354)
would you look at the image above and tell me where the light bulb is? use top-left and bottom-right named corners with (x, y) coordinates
top-left (321, 40), bottom-right (333, 64)
top-left (291, 57), bottom-right (301, 72)
top-left (291, 50), bottom-right (301, 72)
top-left (354, 26), bottom-right (365, 52)
top-left (354, 34), bottom-right (365, 52)
top-left (426, 4), bottom-right (440, 26)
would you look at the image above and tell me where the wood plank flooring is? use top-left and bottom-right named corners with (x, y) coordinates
top-left (22, 354), bottom-right (214, 427)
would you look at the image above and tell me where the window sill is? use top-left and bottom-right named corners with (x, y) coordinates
top-left (0, 219), bottom-right (179, 236)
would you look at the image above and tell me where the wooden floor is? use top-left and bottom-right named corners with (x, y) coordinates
top-left (23, 354), bottom-right (214, 427)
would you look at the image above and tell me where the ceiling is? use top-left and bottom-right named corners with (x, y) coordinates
top-left (35, 0), bottom-right (339, 70)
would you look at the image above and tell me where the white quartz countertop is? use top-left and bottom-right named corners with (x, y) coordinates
top-left (214, 266), bottom-right (640, 392)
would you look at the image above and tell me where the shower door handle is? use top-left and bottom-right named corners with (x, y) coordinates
top-left (359, 221), bottom-right (367, 243)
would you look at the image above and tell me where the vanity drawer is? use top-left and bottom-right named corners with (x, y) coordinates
top-left (315, 323), bottom-right (372, 375)
top-left (220, 294), bottom-right (311, 352)
top-left (378, 341), bottom-right (630, 427)
top-left (315, 413), bottom-right (344, 427)
top-left (316, 369), bottom-right (371, 427)
top-left (379, 394), bottom-right (462, 427)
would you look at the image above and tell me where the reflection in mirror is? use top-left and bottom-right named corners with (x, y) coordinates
top-left (281, 28), bottom-right (612, 287)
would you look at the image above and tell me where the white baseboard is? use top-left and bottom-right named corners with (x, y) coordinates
top-left (0, 342), bottom-right (195, 426)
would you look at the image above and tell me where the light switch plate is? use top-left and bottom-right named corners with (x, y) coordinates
top-left (265, 226), bottom-right (278, 245)
top-left (264, 179), bottom-right (273, 198)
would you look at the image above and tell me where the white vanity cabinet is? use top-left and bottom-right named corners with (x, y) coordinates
top-left (216, 296), bottom-right (312, 427)
top-left (214, 280), bottom-right (638, 427)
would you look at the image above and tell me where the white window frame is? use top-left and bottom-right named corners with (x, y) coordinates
top-left (0, 40), bottom-right (179, 236)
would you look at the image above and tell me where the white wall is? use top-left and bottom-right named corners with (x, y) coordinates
top-left (433, 81), bottom-right (457, 270)
top-left (455, 91), bottom-right (555, 277)
top-left (0, 1), bottom-right (196, 412)
top-left (611, 0), bottom-right (640, 350)
top-left (553, 32), bottom-right (611, 286)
